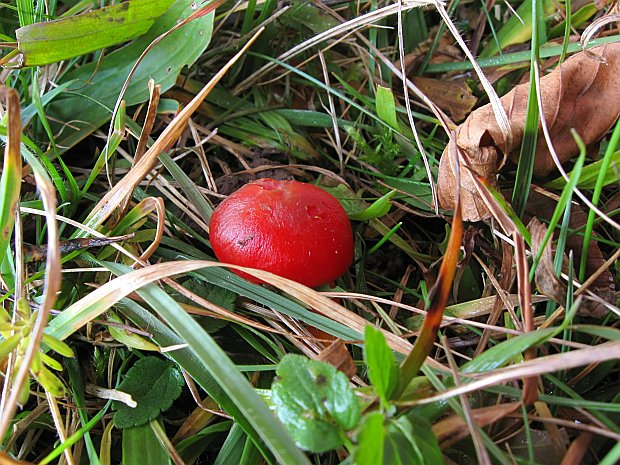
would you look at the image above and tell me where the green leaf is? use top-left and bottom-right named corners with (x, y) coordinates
top-left (12, 0), bottom-right (176, 67)
top-left (107, 311), bottom-right (160, 351)
top-left (399, 415), bottom-right (443, 465)
top-left (545, 150), bottom-right (620, 189)
top-left (182, 278), bottom-right (237, 312)
top-left (354, 412), bottom-right (385, 465)
top-left (47, 260), bottom-right (312, 464)
top-left (34, 364), bottom-right (66, 397)
top-left (41, 333), bottom-right (75, 358)
top-left (349, 191), bottom-right (396, 221)
top-left (113, 356), bottom-right (183, 428)
top-left (479, 0), bottom-right (555, 57)
top-left (122, 421), bottom-right (171, 465)
top-left (462, 327), bottom-right (560, 374)
top-left (364, 325), bottom-right (399, 404)
top-left (47, 0), bottom-right (214, 151)
top-left (0, 333), bottom-right (21, 361)
top-left (384, 416), bottom-right (443, 465)
top-left (272, 354), bottom-right (361, 453)
top-left (376, 85), bottom-right (400, 130)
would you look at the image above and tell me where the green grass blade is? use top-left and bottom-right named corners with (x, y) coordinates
top-left (511, 0), bottom-right (542, 216)
top-left (579, 119), bottom-right (620, 281)
top-left (530, 130), bottom-right (587, 280)
top-left (425, 35), bottom-right (620, 72)
top-left (544, 149), bottom-right (620, 189)
top-left (0, 88), bottom-right (22, 270)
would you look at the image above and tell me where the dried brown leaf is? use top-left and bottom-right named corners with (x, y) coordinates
top-left (529, 218), bottom-right (567, 304)
top-left (560, 432), bottom-right (593, 465)
top-left (438, 43), bottom-right (620, 221)
top-left (432, 402), bottom-right (520, 447)
top-left (317, 339), bottom-right (357, 379)
top-left (526, 189), bottom-right (615, 317)
top-left (412, 77), bottom-right (477, 122)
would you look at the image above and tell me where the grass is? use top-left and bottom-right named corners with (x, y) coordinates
top-left (1, 0), bottom-right (619, 464)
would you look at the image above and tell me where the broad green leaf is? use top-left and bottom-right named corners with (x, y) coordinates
top-left (122, 421), bottom-right (171, 465)
top-left (384, 416), bottom-right (442, 465)
top-left (384, 422), bottom-right (423, 465)
top-left (364, 325), bottom-right (399, 404)
top-left (400, 415), bottom-right (443, 465)
top-left (113, 356), bottom-right (183, 428)
top-left (376, 85), bottom-right (400, 130)
top-left (272, 354), bottom-right (361, 453)
top-left (47, 0), bottom-right (214, 152)
top-left (353, 412), bottom-right (385, 465)
top-left (11, 0), bottom-right (176, 67)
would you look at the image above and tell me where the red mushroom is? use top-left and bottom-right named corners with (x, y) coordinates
top-left (209, 178), bottom-right (354, 287)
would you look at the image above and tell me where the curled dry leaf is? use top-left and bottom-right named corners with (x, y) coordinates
top-left (526, 190), bottom-right (614, 317)
top-left (438, 43), bottom-right (620, 221)
top-left (412, 77), bottom-right (477, 122)
top-left (529, 218), bottom-right (567, 305)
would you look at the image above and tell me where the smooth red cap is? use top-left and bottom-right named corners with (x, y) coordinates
top-left (210, 178), bottom-right (354, 287)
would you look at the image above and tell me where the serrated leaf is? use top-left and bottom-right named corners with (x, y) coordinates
top-left (113, 357), bottom-right (183, 428)
top-left (354, 412), bottom-right (385, 465)
top-left (12, 0), bottom-right (176, 67)
top-left (272, 354), bottom-right (360, 453)
top-left (364, 325), bottom-right (399, 404)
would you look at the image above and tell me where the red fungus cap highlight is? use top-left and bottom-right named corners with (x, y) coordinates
top-left (209, 178), bottom-right (354, 288)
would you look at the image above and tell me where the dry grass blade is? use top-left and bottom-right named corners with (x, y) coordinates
top-left (432, 402), bottom-right (520, 448)
top-left (514, 233), bottom-right (538, 404)
top-left (0, 87), bottom-right (22, 267)
top-left (233, 0), bottom-right (440, 94)
top-left (85, 27), bottom-right (265, 231)
top-left (409, 341), bottom-right (620, 405)
top-left (398, 141), bottom-right (463, 393)
top-left (46, 260), bottom-right (436, 367)
top-left (0, 95), bottom-right (61, 440)
top-left (442, 336), bottom-right (492, 465)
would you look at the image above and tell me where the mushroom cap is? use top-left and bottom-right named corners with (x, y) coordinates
top-left (210, 178), bottom-right (354, 287)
